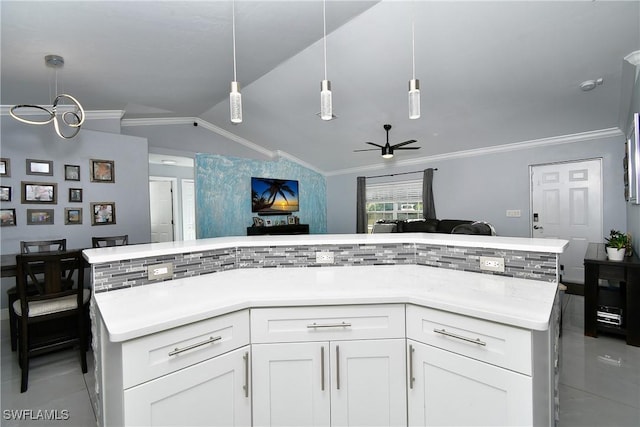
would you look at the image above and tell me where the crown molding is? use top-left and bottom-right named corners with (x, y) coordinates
top-left (121, 116), bottom-right (326, 174)
top-left (326, 127), bottom-right (624, 177)
top-left (0, 105), bottom-right (124, 120)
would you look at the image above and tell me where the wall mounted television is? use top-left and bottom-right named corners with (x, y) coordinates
top-left (251, 177), bottom-right (299, 214)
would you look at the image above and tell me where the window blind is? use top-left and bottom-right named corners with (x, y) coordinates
top-left (366, 179), bottom-right (422, 202)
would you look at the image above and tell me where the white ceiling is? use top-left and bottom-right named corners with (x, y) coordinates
top-left (2, 1), bottom-right (639, 175)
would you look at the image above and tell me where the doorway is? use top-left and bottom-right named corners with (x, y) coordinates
top-left (149, 178), bottom-right (177, 242)
top-left (530, 159), bottom-right (603, 288)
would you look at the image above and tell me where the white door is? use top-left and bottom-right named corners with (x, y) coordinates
top-left (530, 159), bottom-right (603, 284)
top-left (252, 342), bottom-right (330, 427)
top-left (149, 180), bottom-right (175, 243)
top-left (407, 341), bottom-right (532, 427)
top-left (331, 339), bottom-right (407, 427)
top-left (182, 179), bottom-right (196, 240)
top-left (123, 346), bottom-right (251, 426)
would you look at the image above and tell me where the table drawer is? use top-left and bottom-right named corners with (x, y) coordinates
top-left (406, 305), bottom-right (531, 375)
top-left (122, 310), bottom-right (250, 388)
top-left (251, 304), bottom-right (405, 343)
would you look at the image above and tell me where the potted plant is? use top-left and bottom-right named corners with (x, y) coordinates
top-left (604, 229), bottom-right (632, 261)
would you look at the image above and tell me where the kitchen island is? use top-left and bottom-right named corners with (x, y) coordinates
top-left (85, 233), bottom-right (567, 427)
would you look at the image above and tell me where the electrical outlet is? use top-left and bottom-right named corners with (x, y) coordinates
top-left (506, 209), bottom-right (521, 218)
top-left (316, 251), bottom-right (335, 264)
top-left (479, 256), bottom-right (505, 272)
top-left (148, 262), bottom-right (173, 280)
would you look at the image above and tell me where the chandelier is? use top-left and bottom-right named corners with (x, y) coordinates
top-left (9, 55), bottom-right (85, 139)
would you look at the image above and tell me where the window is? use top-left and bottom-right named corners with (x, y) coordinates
top-left (366, 180), bottom-right (423, 232)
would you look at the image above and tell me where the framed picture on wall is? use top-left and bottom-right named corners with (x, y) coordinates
top-left (0, 158), bottom-right (10, 177)
top-left (26, 209), bottom-right (54, 225)
top-left (65, 164), bottom-right (81, 181)
top-left (22, 181), bottom-right (57, 204)
top-left (90, 159), bottom-right (115, 183)
top-left (0, 186), bottom-right (11, 202)
top-left (65, 207), bottom-right (83, 225)
top-left (91, 202), bottom-right (116, 225)
top-left (0, 208), bottom-right (16, 226)
top-left (69, 188), bottom-right (83, 203)
top-left (26, 159), bottom-right (53, 176)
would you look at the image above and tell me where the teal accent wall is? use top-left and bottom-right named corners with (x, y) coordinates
top-left (196, 154), bottom-right (327, 237)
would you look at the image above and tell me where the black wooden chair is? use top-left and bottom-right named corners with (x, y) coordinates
top-left (13, 250), bottom-right (89, 392)
top-left (92, 234), bottom-right (128, 248)
top-left (8, 239), bottom-right (67, 352)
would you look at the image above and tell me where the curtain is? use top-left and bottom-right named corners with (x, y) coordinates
top-left (422, 168), bottom-right (436, 219)
top-left (356, 176), bottom-right (367, 233)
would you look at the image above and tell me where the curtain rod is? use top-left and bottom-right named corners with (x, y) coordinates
top-left (365, 168), bottom-right (437, 179)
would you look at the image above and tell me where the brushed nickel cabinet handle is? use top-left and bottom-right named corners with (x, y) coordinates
top-left (243, 351), bottom-right (249, 398)
top-left (321, 346), bottom-right (325, 391)
top-left (336, 345), bottom-right (340, 390)
top-left (307, 322), bottom-right (352, 329)
top-left (409, 344), bottom-right (415, 389)
top-left (168, 336), bottom-right (222, 356)
top-left (433, 328), bottom-right (487, 346)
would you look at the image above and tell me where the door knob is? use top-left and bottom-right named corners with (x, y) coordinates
top-left (533, 225), bottom-right (543, 230)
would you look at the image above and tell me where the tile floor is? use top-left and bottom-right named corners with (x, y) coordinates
top-left (0, 295), bottom-right (639, 427)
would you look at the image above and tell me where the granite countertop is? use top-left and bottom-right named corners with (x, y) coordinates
top-left (83, 233), bottom-right (569, 265)
top-left (94, 264), bottom-right (559, 342)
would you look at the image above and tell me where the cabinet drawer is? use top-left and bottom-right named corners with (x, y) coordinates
top-left (251, 304), bottom-right (405, 343)
top-left (122, 310), bottom-right (250, 388)
top-left (406, 305), bottom-right (531, 375)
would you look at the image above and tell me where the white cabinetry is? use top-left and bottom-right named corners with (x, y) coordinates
top-left (406, 304), bottom-right (548, 427)
top-left (124, 346), bottom-right (251, 426)
top-left (98, 309), bottom-right (251, 427)
top-left (251, 305), bottom-right (407, 427)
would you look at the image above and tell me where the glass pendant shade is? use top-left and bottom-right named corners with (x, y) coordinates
top-left (408, 79), bottom-right (420, 119)
top-left (320, 79), bottom-right (332, 121)
top-left (230, 81), bottom-right (242, 124)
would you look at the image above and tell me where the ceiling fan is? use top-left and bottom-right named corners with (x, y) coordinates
top-left (354, 124), bottom-right (420, 159)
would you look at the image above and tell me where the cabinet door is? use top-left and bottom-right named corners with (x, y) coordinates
top-left (124, 346), bottom-right (251, 427)
top-left (252, 342), bottom-right (330, 427)
top-left (331, 339), bottom-right (407, 427)
top-left (407, 340), bottom-right (532, 427)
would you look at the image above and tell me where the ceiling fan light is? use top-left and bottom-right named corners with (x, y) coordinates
top-left (320, 79), bottom-right (332, 121)
top-left (408, 79), bottom-right (420, 120)
top-left (230, 81), bottom-right (242, 124)
top-left (382, 152), bottom-right (394, 159)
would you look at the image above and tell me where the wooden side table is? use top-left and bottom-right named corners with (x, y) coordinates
top-left (583, 243), bottom-right (640, 346)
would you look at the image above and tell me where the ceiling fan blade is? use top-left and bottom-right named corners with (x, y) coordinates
top-left (395, 146), bottom-right (421, 150)
top-left (365, 142), bottom-right (384, 148)
top-left (392, 139), bottom-right (417, 148)
top-left (353, 148), bottom-right (380, 152)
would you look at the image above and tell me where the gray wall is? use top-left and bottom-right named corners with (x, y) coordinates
top-left (326, 134), bottom-right (628, 237)
top-left (0, 116), bottom-right (151, 309)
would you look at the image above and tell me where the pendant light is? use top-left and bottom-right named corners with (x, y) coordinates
top-left (9, 55), bottom-right (85, 139)
top-left (320, 0), bottom-right (332, 121)
top-left (230, 0), bottom-right (242, 123)
top-left (408, 3), bottom-right (420, 120)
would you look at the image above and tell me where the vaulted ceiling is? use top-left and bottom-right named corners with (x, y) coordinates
top-left (2, 1), bottom-right (639, 175)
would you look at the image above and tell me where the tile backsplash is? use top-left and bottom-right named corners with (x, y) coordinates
top-left (92, 242), bottom-right (558, 293)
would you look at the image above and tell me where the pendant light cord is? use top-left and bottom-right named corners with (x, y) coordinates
top-left (232, 0), bottom-right (237, 82)
top-left (323, 0), bottom-right (327, 81)
top-left (411, 2), bottom-right (416, 80)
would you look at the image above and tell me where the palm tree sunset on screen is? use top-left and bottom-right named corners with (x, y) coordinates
top-left (251, 178), bottom-right (299, 213)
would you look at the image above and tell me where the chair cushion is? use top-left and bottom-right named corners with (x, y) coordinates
top-left (13, 289), bottom-right (90, 317)
top-left (372, 223), bottom-right (397, 233)
top-left (399, 219), bottom-right (440, 233)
